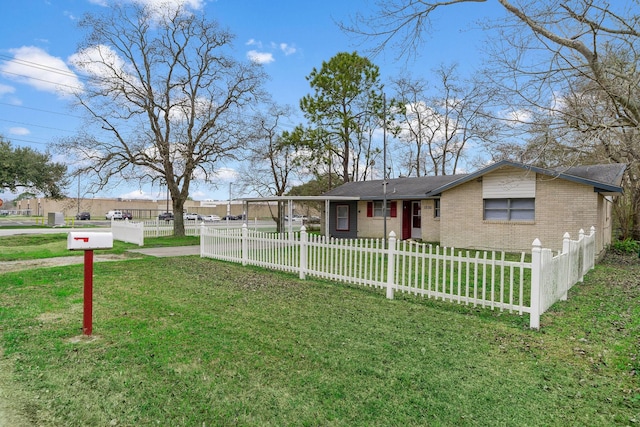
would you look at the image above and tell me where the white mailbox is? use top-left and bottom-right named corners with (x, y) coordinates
top-left (67, 232), bottom-right (114, 251)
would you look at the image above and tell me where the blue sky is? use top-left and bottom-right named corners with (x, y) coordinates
top-left (0, 0), bottom-right (506, 201)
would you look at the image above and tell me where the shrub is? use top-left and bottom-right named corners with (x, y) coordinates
top-left (609, 238), bottom-right (640, 255)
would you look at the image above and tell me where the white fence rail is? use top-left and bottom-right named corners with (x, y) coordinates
top-left (530, 227), bottom-right (596, 328)
top-left (111, 219), bottom-right (144, 246)
top-left (142, 219), bottom-right (204, 238)
top-left (111, 219), bottom-right (285, 244)
top-left (200, 225), bottom-right (597, 329)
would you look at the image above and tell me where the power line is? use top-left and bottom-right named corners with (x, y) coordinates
top-left (0, 118), bottom-right (75, 133)
top-left (0, 69), bottom-right (83, 92)
top-left (0, 54), bottom-right (80, 79)
top-left (0, 102), bottom-right (83, 118)
top-left (2, 136), bottom-right (55, 147)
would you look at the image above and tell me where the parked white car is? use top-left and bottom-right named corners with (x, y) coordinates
top-left (202, 215), bottom-right (221, 222)
top-left (183, 212), bottom-right (201, 221)
top-left (106, 210), bottom-right (123, 220)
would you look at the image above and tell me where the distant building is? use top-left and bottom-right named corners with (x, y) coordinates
top-left (15, 196), bottom-right (281, 220)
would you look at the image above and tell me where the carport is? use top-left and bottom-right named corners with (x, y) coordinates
top-left (240, 195), bottom-right (359, 237)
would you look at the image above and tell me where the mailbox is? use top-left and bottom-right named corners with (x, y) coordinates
top-left (67, 232), bottom-right (113, 251)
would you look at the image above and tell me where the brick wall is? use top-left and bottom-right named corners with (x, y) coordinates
top-left (441, 169), bottom-right (604, 253)
top-left (356, 201), bottom-right (402, 239)
top-left (420, 199), bottom-right (441, 242)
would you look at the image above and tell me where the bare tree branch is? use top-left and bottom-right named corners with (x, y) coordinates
top-left (57, 3), bottom-right (267, 235)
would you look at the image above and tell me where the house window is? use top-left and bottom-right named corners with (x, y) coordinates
top-left (367, 201), bottom-right (397, 218)
top-left (373, 201), bottom-right (389, 217)
top-left (336, 205), bottom-right (349, 231)
top-left (434, 199), bottom-right (440, 218)
top-left (484, 198), bottom-right (535, 221)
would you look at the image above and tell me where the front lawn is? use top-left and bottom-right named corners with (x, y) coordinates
top-left (0, 250), bottom-right (638, 425)
top-left (0, 234), bottom-right (199, 261)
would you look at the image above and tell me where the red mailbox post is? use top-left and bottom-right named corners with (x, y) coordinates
top-left (67, 232), bottom-right (113, 335)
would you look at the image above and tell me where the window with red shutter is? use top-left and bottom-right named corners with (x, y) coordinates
top-left (390, 201), bottom-right (397, 217)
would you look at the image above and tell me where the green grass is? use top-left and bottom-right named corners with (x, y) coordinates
top-left (0, 233), bottom-right (199, 261)
top-left (0, 238), bottom-right (638, 426)
top-left (239, 237), bottom-right (532, 307)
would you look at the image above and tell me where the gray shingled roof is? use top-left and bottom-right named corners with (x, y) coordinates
top-left (323, 160), bottom-right (626, 200)
top-left (554, 164), bottom-right (626, 187)
top-left (427, 160), bottom-right (627, 196)
top-left (323, 174), bottom-right (466, 200)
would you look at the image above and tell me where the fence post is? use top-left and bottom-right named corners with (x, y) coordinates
top-left (155, 218), bottom-right (160, 238)
top-left (386, 231), bottom-right (397, 300)
top-left (530, 238), bottom-right (542, 329)
top-left (136, 221), bottom-right (144, 246)
top-left (578, 228), bottom-right (585, 282)
top-left (242, 223), bottom-right (248, 266)
top-left (200, 222), bottom-right (206, 257)
top-left (588, 225), bottom-right (596, 271)
top-left (299, 225), bottom-right (308, 280)
top-left (561, 232), bottom-right (571, 301)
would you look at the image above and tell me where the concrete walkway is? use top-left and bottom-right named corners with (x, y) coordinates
top-left (127, 245), bottom-right (200, 257)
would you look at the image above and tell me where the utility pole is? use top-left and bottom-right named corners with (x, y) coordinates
top-left (227, 182), bottom-right (232, 219)
top-left (77, 174), bottom-right (81, 214)
top-left (382, 93), bottom-right (388, 245)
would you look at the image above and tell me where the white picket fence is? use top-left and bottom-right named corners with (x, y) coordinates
top-left (141, 219), bottom-right (205, 238)
top-left (111, 219), bottom-right (145, 246)
top-left (532, 227), bottom-right (596, 327)
top-left (200, 225), bottom-right (596, 329)
top-left (111, 219), bottom-right (219, 245)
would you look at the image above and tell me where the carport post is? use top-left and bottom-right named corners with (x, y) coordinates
top-left (83, 249), bottom-right (94, 335)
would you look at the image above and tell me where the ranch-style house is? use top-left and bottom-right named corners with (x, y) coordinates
top-left (322, 160), bottom-right (626, 254)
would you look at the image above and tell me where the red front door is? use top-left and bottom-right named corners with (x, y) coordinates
top-left (402, 201), bottom-right (411, 240)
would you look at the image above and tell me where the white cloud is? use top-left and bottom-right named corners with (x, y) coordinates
top-left (88, 0), bottom-right (204, 9)
top-left (214, 168), bottom-right (238, 181)
top-left (0, 46), bottom-right (83, 97)
top-left (0, 84), bottom-right (15, 96)
top-left (502, 108), bottom-right (532, 124)
top-left (190, 189), bottom-right (209, 199)
top-left (247, 39), bottom-right (298, 63)
top-left (69, 44), bottom-right (133, 93)
top-left (138, 0), bottom-right (204, 10)
top-left (246, 50), bottom-right (274, 65)
top-left (279, 43), bottom-right (296, 56)
top-left (69, 44), bottom-right (124, 75)
top-left (118, 189), bottom-right (156, 200)
top-left (8, 127), bottom-right (30, 136)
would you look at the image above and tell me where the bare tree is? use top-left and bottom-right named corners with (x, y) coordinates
top-left (390, 75), bottom-right (430, 176)
top-left (58, 3), bottom-right (266, 235)
top-left (237, 104), bottom-right (301, 232)
top-left (392, 64), bottom-right (496, 176)
top-left (347, 0), bottom-right (640, 236)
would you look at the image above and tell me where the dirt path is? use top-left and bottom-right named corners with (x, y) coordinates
top-left (0, 254), bottom-right (135, 274)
